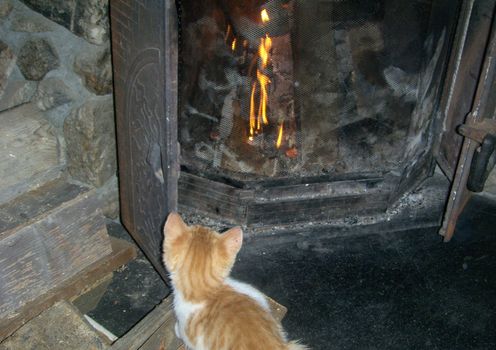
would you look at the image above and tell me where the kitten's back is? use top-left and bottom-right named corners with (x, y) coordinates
top-left (189, 285), bottom-right (289, 350)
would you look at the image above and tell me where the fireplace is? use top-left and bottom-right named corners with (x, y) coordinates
top-left (179, 0), bottom-right (447, 180)
top-left (110, 0), bottom-right (496, 278)
top-left (175, 0), bottom-right (458, 226)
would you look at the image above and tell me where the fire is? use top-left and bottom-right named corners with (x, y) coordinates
top-left (247, 14), bottom-right (272, 140)
top-left (257, 70), bottom-right (270, 125)
top-left (276, 123), bottom-right (284, 148)
top-left (249, 82), bottom-right (256, 137)
top-left (225, 24), bottom-right (232, 43)
top-left (243, 8), bottom-right (290, 152)
top-left (261, 9), bottom-right (270, 23)
top-left (258, 35), bottom-right (272, 68)
top-left (231, 38), bottom-right (237, 52)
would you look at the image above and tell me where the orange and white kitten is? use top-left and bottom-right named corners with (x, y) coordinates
top-left (162, 212), bottom-right (307, 350)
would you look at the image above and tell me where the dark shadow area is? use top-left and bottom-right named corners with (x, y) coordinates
top-left (233, 195), bottom-right (496, 349)
top-left (87, 222), bottom-right (170, 337)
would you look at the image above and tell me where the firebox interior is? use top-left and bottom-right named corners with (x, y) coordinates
top-left (177, 0), bottom-right (461, 183)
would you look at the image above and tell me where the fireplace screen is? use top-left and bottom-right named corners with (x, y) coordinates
top-left (177, 0), bottom-right (460, 181)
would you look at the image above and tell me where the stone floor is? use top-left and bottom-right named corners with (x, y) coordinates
top-left (90, 194), bottom-right (496, 349)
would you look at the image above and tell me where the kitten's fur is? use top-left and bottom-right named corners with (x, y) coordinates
top-left (162, 212), bottom-right (307, 350)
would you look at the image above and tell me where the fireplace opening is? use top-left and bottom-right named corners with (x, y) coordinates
top-left (175, 0), bottom-right (461, 226)
top-left (109, 0), bottom-right (496, 307)
top-left (178, 0), bottom-right (459, 181)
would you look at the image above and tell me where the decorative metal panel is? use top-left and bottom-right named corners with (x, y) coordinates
top-left (110, 0), bottom-right (178, 280)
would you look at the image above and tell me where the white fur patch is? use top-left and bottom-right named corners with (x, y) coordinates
top-left (225, 278), bottom-right (270, 311)
top-left (173, 290), bottom-right (204, 349)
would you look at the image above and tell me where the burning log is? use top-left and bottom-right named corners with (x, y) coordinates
top-left (229, 1), bottom-right (297, 152)
top-left (268, 26), bottom-right (297, 151)
top-left (180, 0), bottom-right (299, 175)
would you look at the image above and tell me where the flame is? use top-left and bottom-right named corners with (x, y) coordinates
top-left (276, 123), bottom-right (284, 149)
top-left (257, 70), bottom-right (270, 125)
top-left (256, 35), bottom-right (272, 127)
top-left (225, 24), bottom-right (232, 42)
top-left (249, 82), bottom-right (256, 137)
top-left (259, 35), bottom-right (272, 68)
top-left (231, 38), bottom-right (237, 52)
top-left (245, 10), bottom-right (273, 144)
top-left (261, 9), bottom-right (270, 23)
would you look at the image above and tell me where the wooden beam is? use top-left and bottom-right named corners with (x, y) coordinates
top-left (0, 301), bottom-right (110, 349)
top-left (0, 237), bottom-right (137, 341)
top-left (110, 296), bottom-right (178, 350)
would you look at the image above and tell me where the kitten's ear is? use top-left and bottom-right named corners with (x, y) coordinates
top-left (163, 212), bottom-right (188, 242)
top-left (222, 226), bottom-right (243, 255)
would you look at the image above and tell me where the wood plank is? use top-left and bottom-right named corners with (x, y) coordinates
top-left (0, 237), bottom-right (137, 341)
top-left (0, 301), bottom-right (109, 350)
top-left (110, 296), bottom-right (175, 350)
top-left (0, 189), bottom-right (113, 320)
top-left (247, 193), bottom-right (389, 225)
top-left (139, 321), bottom-right (182, 350)
top-left (0, 177), bottom-right (87, 233)
top-left (179, 170), bottom-right (390, 226)
top-left (268, 296), bottom-right (287, 322)
top-left (178, 172), bottom-right (249, 223)
top-left (72, 273), bottom-right (114, 315)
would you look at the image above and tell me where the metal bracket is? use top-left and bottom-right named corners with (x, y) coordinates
top-left (458, 119), bottom-right (496, 192)
top-left (458, 119), bottom-right (496, 143)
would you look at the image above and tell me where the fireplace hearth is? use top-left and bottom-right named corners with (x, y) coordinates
top-left (110, 0), bottom-right (496, 278)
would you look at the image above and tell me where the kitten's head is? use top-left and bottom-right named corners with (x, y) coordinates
top-left (162, 212), bottom-right (243, 292)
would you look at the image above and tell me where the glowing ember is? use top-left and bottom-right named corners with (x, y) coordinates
top-left (261, 9), bottom-right (270, 23)
top-left (285, 147), bottom-right (298, 158)
top-left (276, 123), bottom-right (284, 148)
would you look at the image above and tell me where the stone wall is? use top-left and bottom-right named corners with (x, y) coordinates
top-left (0, 0), bottom-right (118, 218)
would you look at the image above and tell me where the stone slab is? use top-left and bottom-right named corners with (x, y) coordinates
top-left (0, 79), bottom-right (37, 111)
top-left (64, 96), bottom-right (116, 187)
top-left (17, 38), bottom-right (59, 80)
top-left (0, 103), bottom-right (63, 205)
top-left (74, 47), bottom-right (112, 95)
top-left (0, 1), bottom-right (13, 18)
top-left (20, 0), bottom-right (109, 45)
top-left (0, 41), bottom-right (15, 97)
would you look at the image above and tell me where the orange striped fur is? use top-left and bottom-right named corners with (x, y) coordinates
top-left (162, 212), bottom-right (308, 350)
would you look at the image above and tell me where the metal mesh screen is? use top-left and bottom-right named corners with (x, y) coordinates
top-left (177, 0), bottom-right (460, 182)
